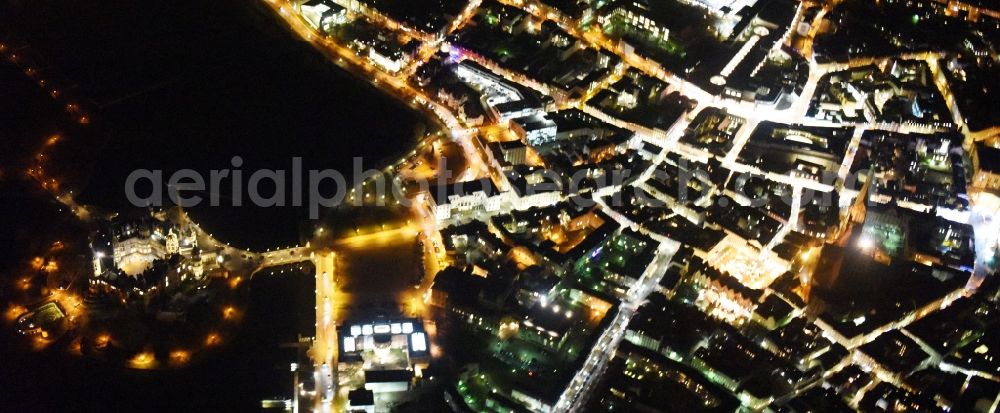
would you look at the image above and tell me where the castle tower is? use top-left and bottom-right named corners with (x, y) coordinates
top-left (166, 228), bottom-right (180, 255)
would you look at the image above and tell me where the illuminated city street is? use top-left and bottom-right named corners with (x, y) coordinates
top-left (2, 0), bottom-right (999, 411)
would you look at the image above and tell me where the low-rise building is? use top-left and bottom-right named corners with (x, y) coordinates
top-left (485, 139), bottom-right (528, 170)
top-left (346, 388), bottom-right (375, 413)
top-left (300, 0), bottom-right (349, 32)
top-left (338, 317), bottom-right (430, 393)
top-left (453, 60), bottom-right (545, 122)
top-left (427, 178), bottom-right (504, 222)
top-left (511, 114), bottom-right (558, 147)
top-left (598, 0), bottom-right (670, 43)
top-left (971, 141), bottom-right (1000, 213)
top-left (368, 40), bottom-right (408, 73)
top-left (505, 167), bottom-right (564, 210)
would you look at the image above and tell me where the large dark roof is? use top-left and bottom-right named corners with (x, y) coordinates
top-left (977, 142), bottom-right (1000, 174)
top-left (364, 369), bottom-right (413, 383)
top-left (347, 388), bottom-right (374, 406)
top-left (431, 266), bottom-right (486, 308)
top-left (429, 178), bottom-right (499, 205)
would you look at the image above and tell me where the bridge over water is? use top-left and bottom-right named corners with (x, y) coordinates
top-left (248, 245), bottom-right (339, 407)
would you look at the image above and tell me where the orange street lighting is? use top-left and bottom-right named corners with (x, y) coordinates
top-left (169, 349), bottom-right (191, 366)
top-left (130, 350), bottom-right (157, 369)
top-left (95, 333), bottom-right (111, 348)
top-left (223, 306), bottom-right (237, 320)
top-left (5, 304), bottom-right (26, 323)
top-left (205, 332), bottom-right (222, 346)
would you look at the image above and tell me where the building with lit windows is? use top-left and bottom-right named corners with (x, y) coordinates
top-left (687, 266), bottom-right (761, 326)
top-left (598, 1), bottom-right (670, 43)
top-left (95, 214), bottom-right (199, 277)
top-left (484, 139), bottom-right (528, 170)
top-left (971, 141), bottom-right (1000, 213)
top-left (299, 0), bottom-right (349, 33)
top-left (368, 41), bottom-right (408, 73)
top-left (89, 211), bottom-right (205, 301)
top-left (505, 166), bottom-right (564, 211)
top-left (862, 131), bottom-right (970, 222)
top-left (426, 178), bottom-right (504, 222)
top-left (510, 113), bottom-right (558, 147)
top-left (452, 60), bottom-right (546, 122)
top-left (338, 318), bottom-right (430, 393)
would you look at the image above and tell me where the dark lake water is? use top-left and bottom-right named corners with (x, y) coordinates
top-left (1, 0), bottom-right (427, 251)
top-left (1, 0), bottom-right (423, 410)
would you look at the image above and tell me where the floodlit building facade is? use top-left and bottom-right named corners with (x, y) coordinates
top-left (300, 0), bottom-right (349, 32)
top-left (427, 179), bottom-right (505, 222)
